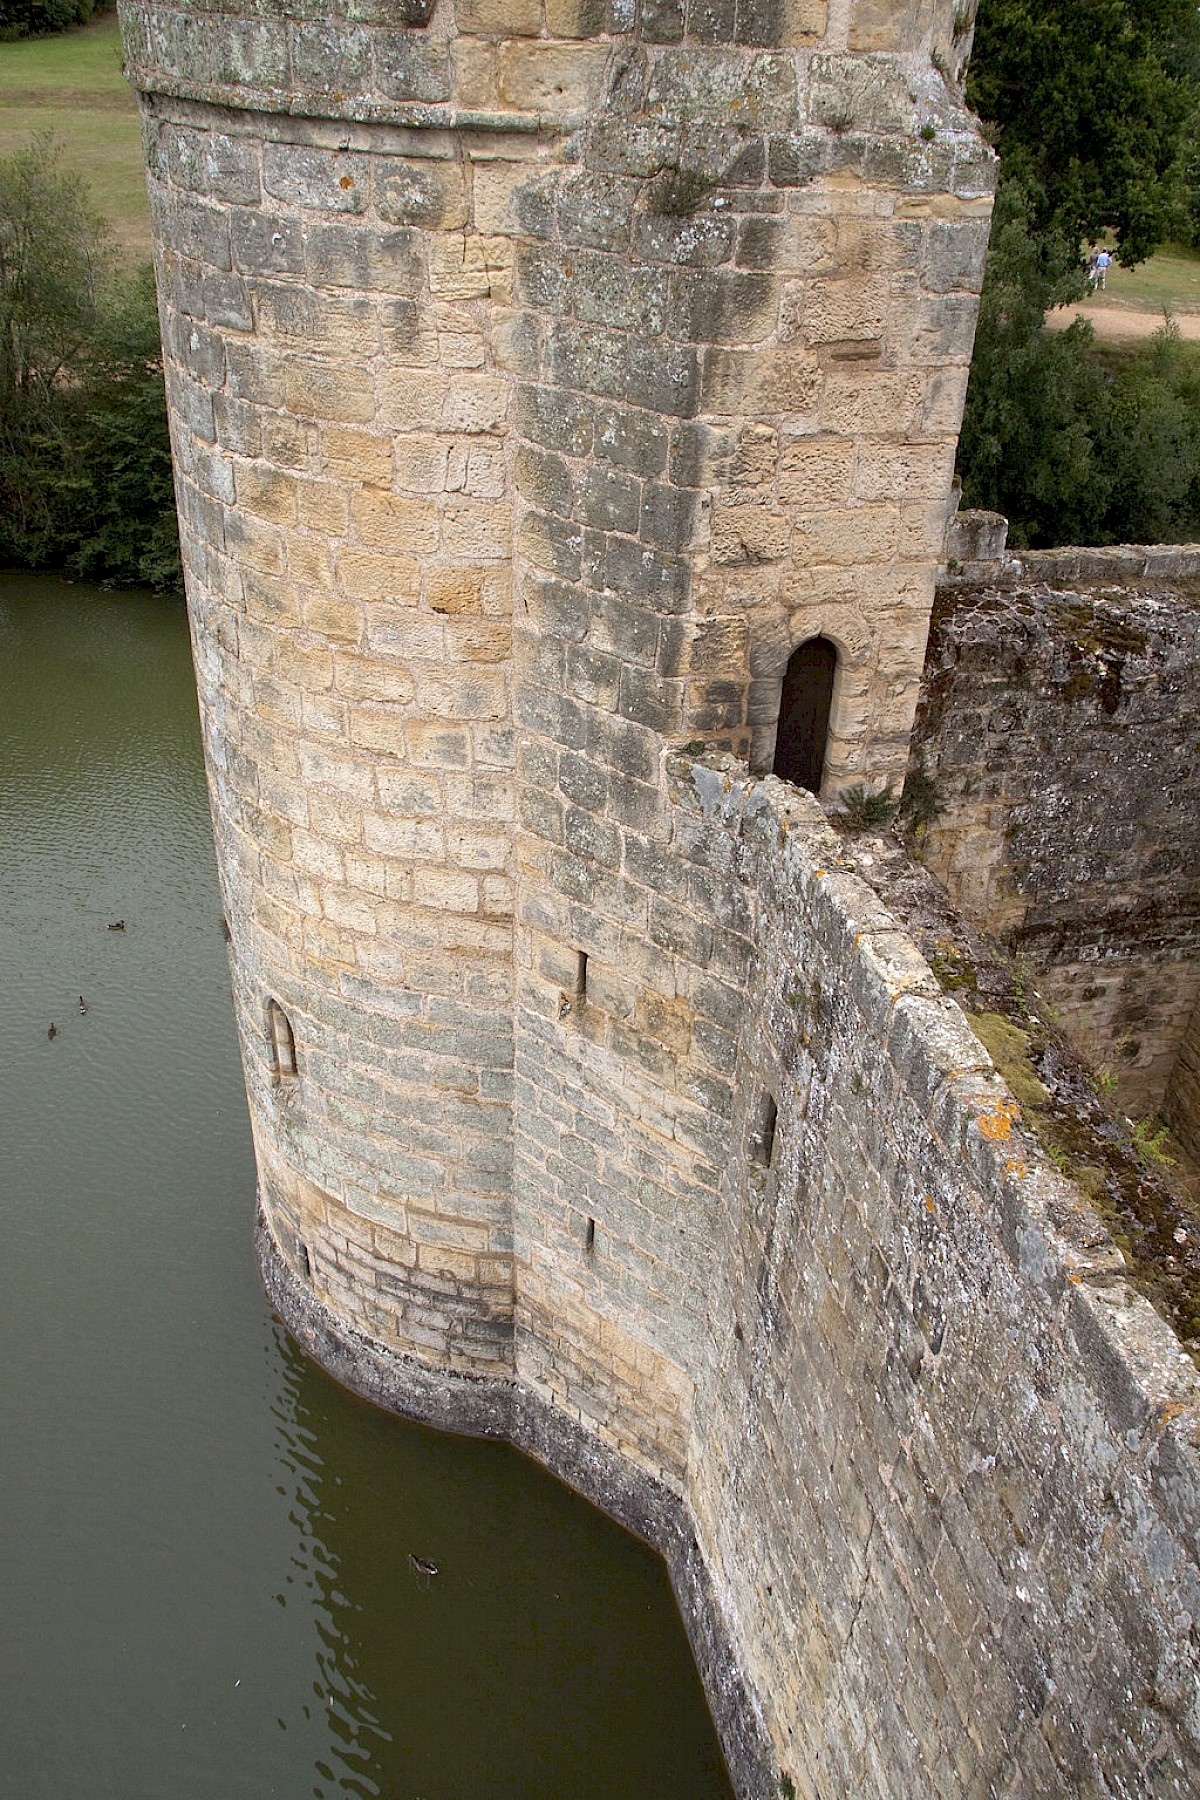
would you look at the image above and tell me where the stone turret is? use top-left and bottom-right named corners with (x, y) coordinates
top-left (120, 2), bottom-right (999, 1789)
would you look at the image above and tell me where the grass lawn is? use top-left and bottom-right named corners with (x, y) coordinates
top-left (0, 11), bottom-right (150, 262)
top-left (1088, 243), bottom-right (1200, 316)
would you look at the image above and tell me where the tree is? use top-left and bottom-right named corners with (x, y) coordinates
top-left (0, 136), bottom-right (107, 425)
top-left (957, 0), bottom-right (1200, 544)
top-left (0, 137), bottom-right (180, 591)
top-left (956, 170), bottom-right (1111, 545)
top-left (968, 0), bottom-right (1200, 264)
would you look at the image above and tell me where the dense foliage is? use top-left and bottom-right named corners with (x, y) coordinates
top-left (0, 139), bottom-right (180, 592)
top-left (958, 0), bottom-right (1200, 546)
top-left (969, 0), bottom-right (1200, 264)
top-left (0, 0), bottom-right (102, 40)
top-left (0, 0), bottom-right (101, 41)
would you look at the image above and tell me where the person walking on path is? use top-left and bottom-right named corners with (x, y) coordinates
top-left (1095, 247), bottom-right (1113, 289)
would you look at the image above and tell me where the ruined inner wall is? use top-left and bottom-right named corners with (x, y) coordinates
top-left (907, 565), bottom-right (1200, 1147)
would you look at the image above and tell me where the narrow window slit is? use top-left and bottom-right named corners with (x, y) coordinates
top-left (754, 1092), bottom-right (778, 1168)
top-left (268, 999), bottom-right (298, 1080)
top-left (559, 951), bottom-right (589, 1022)
top-left (298, 1241), bottom-right (311, 1281)
top-left (585, 1216), bottom-right (596, 1253)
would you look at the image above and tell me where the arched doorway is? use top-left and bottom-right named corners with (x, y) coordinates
top-left (772, 637), bottom-right (837, 794)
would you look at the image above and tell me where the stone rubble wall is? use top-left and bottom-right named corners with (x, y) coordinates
top-left (908, 578), bottom-right (1200, 1134)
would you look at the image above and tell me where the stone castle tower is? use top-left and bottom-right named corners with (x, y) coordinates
top-left (109, 2), bottom-right (1149, 1791)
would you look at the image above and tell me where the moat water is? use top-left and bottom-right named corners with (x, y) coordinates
top-left (0, 573), bottom-right (733, 1800)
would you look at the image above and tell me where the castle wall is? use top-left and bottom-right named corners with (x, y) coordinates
top-left (675, 764), bottom-right (1200, 1798)
top-left (112, 2), bottom-right (1200, 1793)
top-left (256, 758), bottom-right (1200, 1799)
top-left (909, 572), bottom-right (1200, 1132)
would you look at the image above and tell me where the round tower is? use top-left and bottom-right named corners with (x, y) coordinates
top-left (121, 0), bottom-right (993, 1782)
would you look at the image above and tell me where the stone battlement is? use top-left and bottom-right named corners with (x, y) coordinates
top-left (116, 5), bottom-right (1200, 1794)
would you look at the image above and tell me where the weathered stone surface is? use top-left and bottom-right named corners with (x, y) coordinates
top-left (908, 577), bottom-right (1200, 1134)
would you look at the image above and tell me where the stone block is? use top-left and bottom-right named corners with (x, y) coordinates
top-left (778, 439), bottom-right (855, 509)
top-left (497, 42), bottom-right (611, 113)
top-left (521, 513), bottom-right (584, 581)
top-left (710, 502), bottom-right (791, 565)
top-left (603, 536), bottom-right (691, 614)
top-left (296, 478), bottom-right (350, 534)
top-left (322, 427), bottom-right (392, 487)
top-left (575, 466), bottom-right (641, 535)
top-left (379, 300), bottom-right (439, 366)
top-left (442, 502), bottom-right (513, 561)
top-left (516, 383), bottom-right (595, 457)
top-left (633, 212), bottom-right (736, 271)
top-left (458, 0), bottom-right (542, 31)
top-left (545, 0), bottom-right (608, 36)
top-left (231, 210), bottom-right (305, 278)
top-left (557, 173), bottom-right (638, 250)
top-left (921, 218), bottom-right (992, 296)
top-left (574, 252), bottom-right (671, 334)
top-left (547, 322), bottom-right (701, 418)
top-left (517, 446), bottom-right (575, 515)
top-left (376, 161), bottom-right (469, 231)
top-left (284, 358), bottom-right (374, 424)
top-left (427, 567), bottom-right (503, 617)
top-left (807, 51), bottom-right (916, 134)
top-left (667, 270), bottom-right (777, 344)
top-left (169, 128), bottom-right (261, 206)
top-left (702, 344), bottom-right (821, 415)
top-left (640, 484), bottom-right (698, 552)
top-left (818, 370), bottom-right (923, 436)
top-left (236, 464), bottom-right (297, 526)
top-left (338, 550), bottom-right (421, 603)
top-left (262, 144), bottom-right (368, 214)
top-left (737, 0), bottom-right (826, 44)
top-left (223, 509), bottom-right (285, 576)
top-left (594, 403), bottom-right (669, 477)
top-left (261, 414), bottom-right (317, 474)
top-left (374, 33), bottom-right (452, 102)
top-left (619, 665), bottom-right (685, 733)
top-left (302, 589), bottom-right (360, 641)
top-left (640, 0), bottom-right (685, 42)
top-left (304, 222), bottom-right (422, 296)
top-left (171, 194), bottom-right (232, 270)
top-left (289, 21), bottom-right (370, 92)
top-left (799, 275), bottom-right (889, 345)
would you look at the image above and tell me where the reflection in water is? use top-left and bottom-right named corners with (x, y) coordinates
top-left (0, 575), bottom-right (732, 1800)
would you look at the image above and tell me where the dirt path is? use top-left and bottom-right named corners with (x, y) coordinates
top-left (1046, 302), bottom-right (1200, 341)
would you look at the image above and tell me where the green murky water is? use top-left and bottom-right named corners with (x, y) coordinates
top-left (0, 573), bottom-right (733, 1800)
